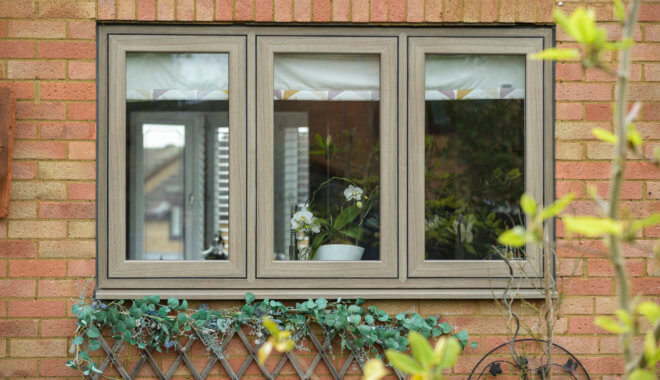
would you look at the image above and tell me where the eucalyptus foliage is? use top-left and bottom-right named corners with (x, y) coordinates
top-left (67, 293), bottom-right (467, 376)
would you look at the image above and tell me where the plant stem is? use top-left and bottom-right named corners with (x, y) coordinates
top-left (608, 0), bottom-right (641, 374)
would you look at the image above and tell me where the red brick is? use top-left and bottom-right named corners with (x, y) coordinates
top-left (39, 162), bottom-right (95, 180)
top-left (556, 181), bottom-right (584, 198)
top-left (41, 82), bottom-right (95, 101)
top-left (0, 320), bottom-right (38, 337)
top-left (556, 162), bottom-right (611, 179)
top-left (67, 183), bottom-right (95, 200)
top-left (631, 278), bottom-right (660, 295)
top-left (562, 278), bottom-right (612, 296)
top-left (41, 318), bottom-right (77, 337)
top-left (9, 259), bottom-right (67, 277)
top-left (14, 122), bottom-right (36, 139)
top-left (255, 0), bottom-right (273, 21)
top-left (67, 103), bottom-right (95, 120)
top-left (406, 0), bottom-right (423, 22)
top-left (370, 0), bottom-right (387, 22)
top-left (642, 103), bottom-right (659, 121)
top-left (443, 0), bottom-right (461, 22)
top-left (137, 0), bottom-right (156, 19)
top-left (38, 41), bottom-right (95, 59)
top-left (480, 0), bottom-right (496, 22)
top-left (13, 141), bottom-right (66, 159)
top-left (648, 182), bottom-right (660, 199)
top-left (99, 0), bottom-right (117, 19)
top-left (639, 3), bottom-right (660, 22)
top-left (0, 279), bottom-right (36, 297)
top-left (647, 25), bottom-right (660, 42)
top-left (8, 20), bottom-right (65, 38)
top-left (556, 83), bottom-right (612, 101)
top-left (0, 0), bottom-right (35, 18)
top-left (556, 103), bottom-right (582, 120)
top-left (0, 359), bottom-right (38, 377)
top-left (388, 0), bottom-right (404, 22)
top-left (68, 260), bottom-right (95, 277)
top-left (68, 21), bottom-right (96, 39)
top-left (588, 258), bottom-right (645, 277)
top-left (556, 63), bottom-right (582, 81)
top-left (0, 240), bottom-right (35, 260)
top-left (0, 240), bottom-right (37, 258)
top-left (157, 0), bottom-right (175, 20)
top-left (291, 0), bottom-right (309, 21)
top-left (7, 299), bottom-right (66, 317)
top-left (68, 141), bottom-right (96, 160)
top-left (10, 339), bottom-right (67, 357)
top-left (586, 64), bottom-right (641, 82)
top-left (0, 21), bottom-right (5, 38)
top-left (118, 0), bottom-right (136, 19)
top-left (39, 358), bottom-right (80, 376)
top-left (588, 181), bottom-right (642, 200)
top-left (68, 61), bottom-right (95, 80)
top-left (0, 82), bottom-right (34, 100)
top-left (352, 0), bottom-right (368, 22)
top-left (567, 315), bottom-right (609, 334)
top-left (39, 202), bottom-right (95, 219)
top-left (553, 336), bottom-right (599, 354)
top-left (11, 162), bottom-right (36, 179)
top-left (40, 122), bottom-right (95, 139)
top-left (625, 162), bottom-right (660, 180)
top-left (233, 0), bottom-right (252, 19)
top-left (7, 60), bottom-right (65, 80)
top-left (274, 0), bottom-right (292, 20)
top-left (331, 0), bottom-right (349, 21)
top-left (39, 279), bottom-right (92, 297)
top-left (311, 0), bottom-right (329, 21)
top-left (425, 0), bottom-right (442, 22)
top-left (585, 103), bottom-right (612, 121)
top-left (196, 0), bottom-right (213, 20)
top-left (38, 1), bottom-right (95, 18)
top-left (462, 0), bottom-right (478, 23)
top-left (0, 41), bottom-right (35, 58)
top-left (16, 102), bottom-right (66, 120)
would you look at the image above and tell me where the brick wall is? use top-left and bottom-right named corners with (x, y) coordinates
top-left (0, 0), bottom-right (657, 378)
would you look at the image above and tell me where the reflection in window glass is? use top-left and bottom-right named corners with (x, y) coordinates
top-left (125, 52), bottom-right (230, 261)
top-left (273, 54), bottom-right (381, 261)
top-left (424, 54), bottom-right (525, 260)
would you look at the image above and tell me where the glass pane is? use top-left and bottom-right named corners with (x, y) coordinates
top-left (125, 52), bottom-right (230, 261)
top-left (424, 54), bottom-right (525, 261)
top-left (273, 53), bottom-right (381, 261)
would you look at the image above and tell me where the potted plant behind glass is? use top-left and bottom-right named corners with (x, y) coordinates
top-left (290, 177), bottom-right (378, 261)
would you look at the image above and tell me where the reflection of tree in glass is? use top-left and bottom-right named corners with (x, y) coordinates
top-left (424, 100), bottom-right (525, 260)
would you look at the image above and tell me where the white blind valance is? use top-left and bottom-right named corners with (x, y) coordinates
top-left (425, 55), bottom-right (525, 100)
top-left (126, 53), bottom-right (229, 101)
top-left (125, 53), bottom-right (525, 102)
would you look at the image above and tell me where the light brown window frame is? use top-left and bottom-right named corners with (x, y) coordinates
top-left (96, 25), bottom-right (554, 300)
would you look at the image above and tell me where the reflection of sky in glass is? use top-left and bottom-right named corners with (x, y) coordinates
top-left (142, 124), bottom-right (185, 148)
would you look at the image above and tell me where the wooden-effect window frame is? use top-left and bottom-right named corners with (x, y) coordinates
top-left (96, 26), bottom-right (553, 300)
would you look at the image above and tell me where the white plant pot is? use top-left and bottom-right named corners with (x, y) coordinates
top-left (313, 244), bottom-right (365, 261)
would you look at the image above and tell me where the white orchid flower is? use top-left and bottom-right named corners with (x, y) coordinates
top-left (343, 185), bottom-right (363, 202)
top-left (290, 207), bottom-right (321, 233)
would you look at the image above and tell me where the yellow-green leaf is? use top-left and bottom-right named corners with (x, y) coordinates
top-left (632, 214), bottom-right (660, 234)
top-left (638, 301), bottom-right (660, 324)
top-left (540, 193), bottom-right (575, 219)
top-left (627, 124), bottom-right (643, 147)
top-left (520, 193), bottom-right (537, 216)
top-left (529, 48), bottom-right (579, 61)
top-left (594, 316), bottom-right (629, 334)
top-left (385, 350), bottom-right (424, 375)
top-left (498, 226), bottom-right (527, 248)
top-left (432, 337), bottom-right (461, 369)
top-left (613, 0), bottom-right (626, 22)
top-left (362, 359), bottom-right (388, 380)
top-left (629, 369), bottom-right (656, 380)
top-left (592, 128), bottom-right (617, 144)
top-left (554, 8), bottom-right (577, 41)
top-left (408, 331), bottom-right (433, 368)
top-left (563, 216), bottom-right (622, 237)
top-left (615, 309), bottom-right (633, 328)
top-left (258, 341), bottom-right (273, 365)
top-left (644, 329), bottom-right (657, 366)
top-left (604, 38), bottom-right (634, 51)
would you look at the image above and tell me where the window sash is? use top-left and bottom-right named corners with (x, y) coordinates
top-left (407, 37), bottom-right (546, 278)
top-left (103, 35), bottom-right (247, 279)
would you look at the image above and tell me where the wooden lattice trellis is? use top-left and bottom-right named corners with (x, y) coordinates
top-left (89, 325), bottom-right (405, 380)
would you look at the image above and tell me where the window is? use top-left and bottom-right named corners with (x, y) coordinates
top-left (97, 26), bottom-right (553, 299)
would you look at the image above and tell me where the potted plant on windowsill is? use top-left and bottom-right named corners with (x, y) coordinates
top-left (290, 178), bottom-right (378, 261)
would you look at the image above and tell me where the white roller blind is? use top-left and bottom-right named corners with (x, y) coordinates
top-left (274, 54), bottom-right (380, 101)
top-left (126, 53), bottom-right (229, 101)
top-left (425, 55), bottom-right (525, 100)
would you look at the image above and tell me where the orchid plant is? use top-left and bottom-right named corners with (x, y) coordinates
top-left (290, 177), bottom-right (378, 260)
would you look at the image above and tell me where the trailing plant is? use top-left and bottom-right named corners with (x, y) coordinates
top-left (498, 2), bottom-right (660, 379)
top-left (67, 292), bottom-right (468, 376)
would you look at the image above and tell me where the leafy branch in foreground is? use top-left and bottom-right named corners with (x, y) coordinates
top-left (67, 293), bottom-right (469, 376)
